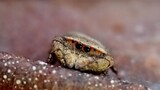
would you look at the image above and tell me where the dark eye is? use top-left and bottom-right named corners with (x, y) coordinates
top-left (84, 46), bottom-right (91, 52)
top-left (72, 40), bottom-right (75, 43)
top-left (76, 43), bottom-right (82, 49)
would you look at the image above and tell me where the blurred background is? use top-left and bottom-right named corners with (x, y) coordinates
top-left (0, 1), bottom-right (160, 89)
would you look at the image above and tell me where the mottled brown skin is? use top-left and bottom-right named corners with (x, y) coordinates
top-left (48, 32), bottom-right (116, 74)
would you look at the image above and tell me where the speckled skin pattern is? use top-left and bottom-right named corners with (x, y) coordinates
top-left (48, 32), bottom-right (114, 74)
top-left (0, 52), bottom-right (148, 90)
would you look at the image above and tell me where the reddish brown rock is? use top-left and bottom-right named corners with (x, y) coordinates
top-left (0, 52), bottom-right (148, 90)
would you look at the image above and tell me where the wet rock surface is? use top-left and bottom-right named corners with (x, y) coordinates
top-left (0, 1), bottom-right (160, 90)
top-left (0, 52), bottom-right (148, 90)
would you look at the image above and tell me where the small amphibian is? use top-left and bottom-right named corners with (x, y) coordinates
top-left (48, 32), bottom-right (118, 74)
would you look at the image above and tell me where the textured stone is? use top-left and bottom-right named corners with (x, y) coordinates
top-left (0, 52), bottom-right (148, 90)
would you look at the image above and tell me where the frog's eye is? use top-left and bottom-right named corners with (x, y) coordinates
top-left (75, 43), bottom-right (83, 50)
top-left (83, 46), bottom-right (91, 53)
top-left (71, 40), bottom-right (75, 43)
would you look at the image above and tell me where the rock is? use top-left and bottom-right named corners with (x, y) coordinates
top-left (0, 52), bottom-right (148, 90)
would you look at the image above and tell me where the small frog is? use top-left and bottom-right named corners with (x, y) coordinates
top-left (48, 32), bottom-right (118, 75)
